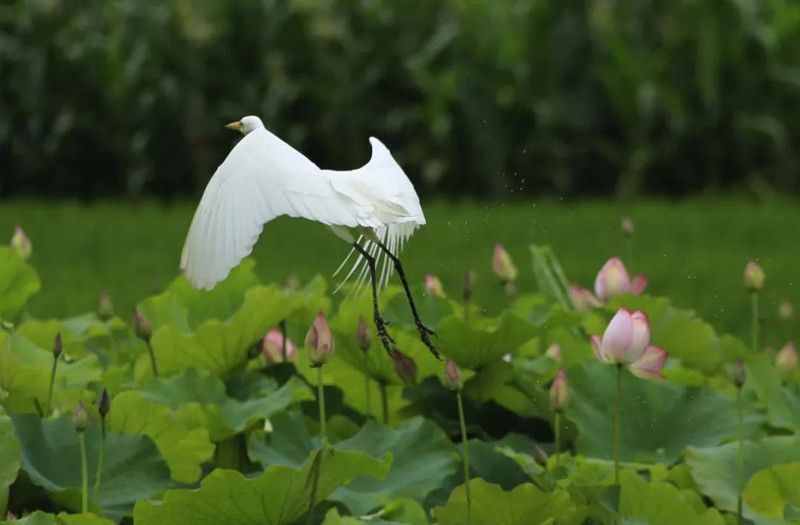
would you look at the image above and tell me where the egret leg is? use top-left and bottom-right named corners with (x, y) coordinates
top-left (353, 243), bottom-right (396, 355)
top-left (373, 240), bottom-right (440, 360)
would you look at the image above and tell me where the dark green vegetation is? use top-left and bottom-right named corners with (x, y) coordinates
top-left (4, 1), bottom-right (800, 198)
top-left (2, 199), bottom-right (797, 346)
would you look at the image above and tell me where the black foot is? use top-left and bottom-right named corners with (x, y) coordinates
top-left (374, 314), bottom-right (396, 354)
top-left (416, 320), bottom-right (441, 360)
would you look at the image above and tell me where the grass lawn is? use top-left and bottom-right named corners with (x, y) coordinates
top-left (1, 198), bottom-right (797, 347)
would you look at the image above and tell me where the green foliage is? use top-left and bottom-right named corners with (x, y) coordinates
top-left (0, 512), bottom-right (114, 525)
top-left (0, 247), bottom-right (41, 321)
top-left (742, 463), bottom-right (800, 520)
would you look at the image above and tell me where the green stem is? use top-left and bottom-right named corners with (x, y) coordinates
top-left (79, 433), bottom-right (89, 513)
top-left (94, 420), bottom-right (106, 496)
top-left (364, 372), bottom-right (372, 418)
top-left (751, 292), bottom-right (759, 353)
top-left (625, 236), bottom-right (634, 271)
top-left (555, 411), bottom-right (561, 468)
top-left (145, 341), bottom-right (159, 377)
top-left (317, 366), bottom-right (327, 446)
top-left (47, 353), bottom-right (60, 415)
top-left (456, 390), bottom-right (471, 523)
top-left (0, 487), bottom-right (8, 518)
top-left (379, 382), bottom-right (389, 425)
top-left (280, 319), bottom-right (287, 361)
top-left (614, 364), bottom-right (622, 485)
top-left (736, 386), bottom-right (744, 525)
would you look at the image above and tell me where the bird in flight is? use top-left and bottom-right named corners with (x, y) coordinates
top-left (180, 115), bottom-right (438, 359)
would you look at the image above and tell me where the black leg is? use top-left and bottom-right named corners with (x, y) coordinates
top-left (373, 239), bottom-right (440, 360)
top-left (353, 243), bottom-right (395, 356)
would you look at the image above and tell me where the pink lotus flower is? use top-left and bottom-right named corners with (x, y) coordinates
top-left (492, 244), bottom-right (518, 282)
top-left (776, 342), bottom-right (797, 373)
top-left (591, 308), bottom-right (667, 380)
top-left (305, 312), bottom-right (334, 366)
top-left (424, 274), bottom-right (446, 298)
top-left (550, 369), bottom-right (569, 411)
top-left (10, 225), bottom-right (32, 260)
top-left (594, 257), bottom-right (647, 301)
top-left (743, 260), bottom-right (765, 291)
top-left (261, 328), bottom-right (297, 364)
top-left (569, 285), bottom-right (602, 311)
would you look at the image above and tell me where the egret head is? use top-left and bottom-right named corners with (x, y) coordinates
top-left (225, 115), bottom-right (264, 135)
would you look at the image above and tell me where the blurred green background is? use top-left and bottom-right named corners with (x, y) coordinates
top-left (2, 0), bottom-right (800, 198)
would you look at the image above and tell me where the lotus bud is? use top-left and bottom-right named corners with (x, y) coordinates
top-left (424, 274), bottom-right (446, 298)
top-left (97, 290), bottom-right (114, 321)
top-left (592, 309), bottom-right (651, 365)
top-left (743, 260), bottom-right (765, 292)
top-left (390, 350), bottom-right (417, 385)
top-left (133, 309), bottom-right (152, 342)
top-left (549, 369), bottom-right (569, 411)
top-left (776, 342), bottom-right (798, 374)
top-left (545, 344), bottom-right (562, 362)
top-left (779, 300), bottom-right (794, 321)
top-left (305, 312), bottom-right (334, 366)
top-left (356, 316), bottom-right (371, 352)
top-left (628, 346), bottom-right (668, 381)
top-left (443, 359), bottom-right (462, 390)
top-left (630, 274), bottom-right (648, 295)
top-left (10, 225), bottom-right (32, 260)
top-left (731, 359), bottom-right (746, 389)
top-left (621, 217), bottom-right (635, 237)
top-left (463, 270), bottom-right (476, 302)
top-left (594, 257), bottom-right (632, 301)
top-left (72, 402), bottom-right (89, 433)
top-left (53, 333), bottom-right (63, 358)
top-left (261, 328), bottom-right (297, 364)
top-left (569, 285), bottom-right (601, 311)
top-left (492, 244), bottom-right (518, 283)
top-left (98, 388), bottom-right (111, 419)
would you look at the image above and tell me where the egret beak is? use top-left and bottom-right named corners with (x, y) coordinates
top-left (225, 121), bottom-right (243, 132)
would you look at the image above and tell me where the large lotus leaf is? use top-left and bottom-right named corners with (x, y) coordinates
top-left (106, 391), bottom-right (215, 483)
top-left (746, 355), bottom-right (800, 431)
top-left (322, 499), bottom-right (429, 525)
top-left (248, 410), bottom-right (319, 468)
top-left (12, 414), bottom-right (175, 520)
top-left (136, 368), bottom-right (311, 441)
top-left (466, 435), bottom-right (535, 490)
top-left (436, 312), bottom-right (535, 369)
top-left (0, 408), bottom-right (21, 516)
top-left (331, 417), bottom-right (459, 515)
top-left (742, 463), bottom-right (800, 520)
top-left (133, 447), bottom-right (392, 525)
top-left (0, 247), bottom-right (41, 321)
top-left (0, 511), bottom-right (114, 524)
top-left (608, 295), bottom-right (742, 373)
top-left (566, 362), bottom-right (761, 464)
top-left (686, 436), bottom-right (800, 517)
top-left (432, 479), bottom-right (582, 525)
top-left (618, 470), bottom-right (725, 524)
top-left (0, 333), bottom-right (101, 414)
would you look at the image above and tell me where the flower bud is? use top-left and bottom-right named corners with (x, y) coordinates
top-left (72, 402), bottom-right (89, 433)
top-left (731, 359), bottom-right (746, 389)
top-left (569, 285), bottom-right (601, 311)
top-left (261, 328), bottom-right (297, 364)
top-left (594, 257), bottom-right (631, 301)
top-left (776, 342), bottom-right (798, 374)
top-left (305, 312), bottom-right (334, 366)
top-left (390, 350), bottom-right (417, 385)
top-left (549, 369), bottom-right (569, 411)
top-left (743, 260), bottom-right (765, 292)
top-left (424, 274), bottom-right (446, 298)
top-left (545, 344), bottom-right (562, 362)
top-left (10, 225), bottom-right (32, 260)
top-left (621, 217), bottom-right (635, 237)
top-left (97, 290), bottom-right (114, 321)
top-left (356, 316), bottom-right (371, 352)
top-left (463, 270), bottom-right (476, 302)
top-left (442, 359), bottom-right (462, 390)
top-left (630, 274), bottom-right (648, 295)
top-left (779, 300), bottom-right (794, 321)
top-left (53, 333), bottom-right (63, 359)
top-left (492, 244), bottom-right (518, 283)
top-left (133, 309), bottom-right (152, 342)
top-left (98, 388), bottom-right (111, 419)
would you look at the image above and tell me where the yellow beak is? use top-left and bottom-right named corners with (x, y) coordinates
top-left (225, 121), bottom-right (243, 132)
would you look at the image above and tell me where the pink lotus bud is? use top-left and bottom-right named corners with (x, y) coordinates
top-left (443, 359), bottom-right (462, 390)
top-left (628, 346), bottom-right (668, 380)
top-left (72, 402), bottom-right (89, 433)
top-left (492, 244), bottom-right (518, 282)
top-left (779, 300), bottom-right (794, 321)
top-left (629, 311), bottom-right (651, 361)
top-left (630, 274), bottom-right (648, 295)
top-left (592, 309), bottom-right (651, 365)
top-left (356, 316), bottom-right (371, 352)
top-left (569, 285), bottom-right (601, 311)
top-left (390, 350), bottom-right (417, 385)
top-left (545, 344), bottom-right (562, 362)
top-left (621, 217), bottom-right (635, 237)
top-left (98, 290), bottom-right (114, 321)
top-left (424, 274), bottom-right (446, 298)
top-left (549, 369), bottom-right (569, 411)
top-left (305, 312), bottom-right (334, 366)
top-left (594, 257), bottom-right (632, 301)
top-left (133, 309), bottom-right (152, 342)
top-left (261, 328), bottom-right (297, 364)
top-left (463, 270), bottom-right (476, 302)
top-left (776, 342), bottom-right (798, 373)
top-left (743, 260), bottom-right (765, 291)
top-left (10, 225), bottom-right (32, 260)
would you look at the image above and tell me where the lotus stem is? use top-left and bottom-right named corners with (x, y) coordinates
top-left (145, 340), bottom-right (159, 377)
top-left (317, 366), bottom-right (327, 447)
top-left (736, 386), bottom-right (744, 525)
top-left (46, 353), bottom-right (60, 415)
top-left (613, 364), bottom-right (622, 485)
top-left (456, 390), bottom-right (471, 523)
top-left (94, 420), bottom-right (106, 497)
top-left (751, 291), bottom-right (759, 353)
top-left (555, 411), bottom-right (562, 468)
top-left (364, 372), bottom-right (372, 418)
top-left (280, 319), bottom-right (288, 361)
top-left (79, 432), bottom-right (89, 513)
top-left (379, 382), bottom-right (389, 425)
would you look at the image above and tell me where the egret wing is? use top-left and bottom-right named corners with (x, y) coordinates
top-left (181, 128), bottom-right (372, 290)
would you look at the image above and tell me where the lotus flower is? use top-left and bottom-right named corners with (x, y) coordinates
top-left (261, 328), bottom-right (297, 364)
top-left (743, 260), bottom-right (765, 291)
top-left (492, 244), bottom-right (518, 282)
top-left (591, 309), bottom-right (667, 380)
top-left (594, 257), bottom-right (647, 301)
top-left (569, 285), bottom-right (602, 311)
top-left (305, 312), bottom-right (334, 366)
top-left (776, 342), bottom-right (797, 373)
top-left (550, 369), bottom-right (569, 411)
top-left (424, 274), bottom-right (446, 298)
top-left (10, 225), bottom-right (32, 260)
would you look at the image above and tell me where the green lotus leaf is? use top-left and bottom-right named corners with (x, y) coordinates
top-left (746, 355), bottom-right (800, 431)
top-left (742, 462), bottom-right (800, 520)
top-left (0, 511), bottom-right (114, 524)
top-left (0, 247), bottom-right (41, 321)
top-left (618, 470), bottom-right (725, 524)
top-left (0, 407), bottom-right (21, 516)
top-left (12, 414), bottom-right (175, 520)
top-left (566, 362), bottom-right (761, 464)
top-left (436, 312), bottom-right (534, 369)
top-left (133, 447), bottom-right (391, 525)
top-left (322, 498), bottom-right (428, 525)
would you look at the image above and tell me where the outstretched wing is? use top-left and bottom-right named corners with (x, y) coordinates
top-left (181, 127), bottom-right (377, 290)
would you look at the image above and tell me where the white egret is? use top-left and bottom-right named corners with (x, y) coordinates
top-left (180, 115), bottom-right (438, 358)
